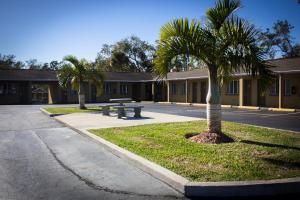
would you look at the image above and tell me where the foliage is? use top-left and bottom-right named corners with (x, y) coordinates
top-left (154, 0), bottom-right (273, 86)
top-left (89, 120), bottom-right (300, 182)
top-left (58, 55), bottom-right (105, 96)
top-left (0, 54), bottom-right (24, 69)
top-left (95, 36), bottom-right (156, 72)
top-left (0, 53), bottom-right (61, 70)
top-left (259, 20), bottom-right (300, 59)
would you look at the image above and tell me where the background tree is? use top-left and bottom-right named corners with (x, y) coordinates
top-left (154, 0), bottom-right (273, 142)
top-left (260, 20), bottom-right (300, 58)
top-left (95, 36), bottom-right (156, 72)
top-left (57, 55), bottom-right (105, 109)
top-left (0, 54), bottom-right (24, 69)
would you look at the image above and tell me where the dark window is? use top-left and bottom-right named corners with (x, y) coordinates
top-left (104, 83), bottom-right (111, 95)
top-left (70, 89), bottom-right (77, 95)
top-left (0, 83), bottom-right (17, 95)
top-left (285, 79), bottom-right (291, 96)
top-left (181, 82), bottom-right (186, 95)
top-left (171, 83), bottom-right (176, 95)
top-left (120, 83), bottom-right (128, 95)
top-left (269, 79), bottom-right (278, 96)
top-left (226, 80), bottom-right (239, 95)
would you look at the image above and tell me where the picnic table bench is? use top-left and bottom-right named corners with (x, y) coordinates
top-left (98, 103), bottom-right (119, 115)
top-left (114, 105), bottom-right (144, 118)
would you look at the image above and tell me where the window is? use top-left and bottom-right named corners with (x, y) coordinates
top-left (171, 83), bottom-right (177, 95)
top-left (70, 89), bottom-right (77, 95)
top-left (285, 79), bottom-right (291, 96)
top-left (104, 83), bottom-right (111, 95)
top-left (226, 80), bottom-right (239, 95)
top-left (120, 83), bottom-right (128, 95)
top-left (0, 84), bottom-right (4, 94)
top-left (269, 80), bottom-right (278, 96)
top-left (181, 82), bottom-right (186, 95)
top-left (0, 83), bottom-right (17, 95)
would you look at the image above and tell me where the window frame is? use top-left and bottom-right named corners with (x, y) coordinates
top-left (269, 79), bottom-right (278, 96)
top-left (226, 80), bottom-right (239, 95)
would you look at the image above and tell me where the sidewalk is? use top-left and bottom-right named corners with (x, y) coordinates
top-left (54, 111), bottom-right (202, 130)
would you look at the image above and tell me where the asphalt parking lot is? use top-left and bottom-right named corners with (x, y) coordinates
top-left (43, 102), bottom-right (300, 132)
top-left (136, 103), bottom-right (300, 132)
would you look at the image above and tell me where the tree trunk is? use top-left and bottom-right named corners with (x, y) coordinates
top-left (206, 67), bottom-right (222, 133)
top-left (78, 82), bottom-right (86, 109)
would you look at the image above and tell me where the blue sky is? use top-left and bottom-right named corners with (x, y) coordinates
top-left (0, 0), bottom-right (299, 62)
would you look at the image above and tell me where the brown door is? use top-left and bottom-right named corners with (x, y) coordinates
top-left (243, 80), bottom-right (252, 106)
top-left (192, 82), bottom-right (198, 103)
top-left (257, 80), bottom-right (266, 107)
top-left (200, 81), bottom-right (206, 103)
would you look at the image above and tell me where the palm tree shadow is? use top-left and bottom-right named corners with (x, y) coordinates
top-left (240, 140), bottom-right (300, 151)
top-left (261, 158), bottom-right (300, 169)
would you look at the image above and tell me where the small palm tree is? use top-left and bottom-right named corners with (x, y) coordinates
top-left (155, 0), bottom-right (272, 140)
top-left (57, 55), bottom-right (105, 109)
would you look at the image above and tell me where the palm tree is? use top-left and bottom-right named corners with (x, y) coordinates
top-left (155, 0), bottom-right (272, 140)
top-left (57, 55), bottom-right (105, 109)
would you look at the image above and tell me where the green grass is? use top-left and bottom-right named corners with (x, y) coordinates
top-left (44, 106), bottom-right (101, 114)
top-left (89, 121), bottom-right (300, 182)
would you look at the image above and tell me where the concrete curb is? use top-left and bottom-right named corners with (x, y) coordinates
top-left (53, 116), bottom-right (300, 197)
top-left (39, 108), bottom-right (64, 117)
top-left (156, 102), bottom-right (297, 112)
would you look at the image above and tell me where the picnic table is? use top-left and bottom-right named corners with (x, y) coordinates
top-left (109, 98), bottom-right (132, 105)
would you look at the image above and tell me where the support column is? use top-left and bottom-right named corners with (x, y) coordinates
top-left (279, 74), bottom-right (284, 108)
top-left (152, 82), bottom-right (155, 101)
top-left (239, 78), bottom-right (244, 106)
top-left (185, 79), bottom-right (188, 103)
top-left (167, 81), bottom-right (170, 102)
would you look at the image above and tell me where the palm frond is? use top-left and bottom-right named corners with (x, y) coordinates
top-left (57, 64), bottom-right (75, 88)
top-left (155, 18), bottom-right (210, 76)
top-left (206, 0), bottom-right (241, 30)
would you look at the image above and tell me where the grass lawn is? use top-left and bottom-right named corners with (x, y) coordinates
top-left (44, 106), bottom-right (101, 114)
top-left (89, 121), bottom-right (300, 182)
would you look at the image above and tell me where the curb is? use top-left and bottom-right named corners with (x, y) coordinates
top-left (39, 108), bottom-right (64, 117)
top-left (156, 102), bottom-right (297, 112)
top-left (53, 116), bottom-right (300, 197)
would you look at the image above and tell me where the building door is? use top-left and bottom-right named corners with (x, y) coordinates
top-left (91, 85), bottom-right (97, 102)
top-left (257, 80), bottom-right (266, 107)
top-left (200, 81), bottom-right (206, 103)
top-left (192, 82), bottom-right (198, 103)
top-left (243, 80), bottom-right (252, 106)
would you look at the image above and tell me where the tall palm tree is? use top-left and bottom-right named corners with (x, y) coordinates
top-left (57, 55), bottom-right (105, 109)
top-left (155, 0), bottom-right (272, 138)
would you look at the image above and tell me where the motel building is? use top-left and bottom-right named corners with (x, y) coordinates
top-left (0, 57), bottom-right (300, 109)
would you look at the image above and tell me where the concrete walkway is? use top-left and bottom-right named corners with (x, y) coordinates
top-left (55, 111), bottom-right (202, 130)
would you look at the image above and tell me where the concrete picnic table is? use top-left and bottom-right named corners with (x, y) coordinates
top-left (109, 98), bottom-right (132, 106)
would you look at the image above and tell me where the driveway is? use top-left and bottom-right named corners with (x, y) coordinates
top-left (0, 105), bottom-right (183, 200)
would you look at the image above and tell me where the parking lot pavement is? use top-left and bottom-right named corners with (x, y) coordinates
top-left (0, 105), bottom-right (184, 200)
top-left (135, 103), bottom-right (300, 132)
top-left (43, 102), bottom-right (300, 132)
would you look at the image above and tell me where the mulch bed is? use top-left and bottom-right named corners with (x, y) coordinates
top-left (188, 132), bottom-right (234, 144)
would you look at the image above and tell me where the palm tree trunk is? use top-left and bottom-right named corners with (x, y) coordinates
top-left (206, 67), bottom-right (221, 133)
top-left (78, 82), bottom-right (86, 109)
